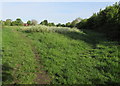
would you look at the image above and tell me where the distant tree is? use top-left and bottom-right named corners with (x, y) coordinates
top-left (31, 19), bottom-right (38, 26)
top-left (0, 20), bottom-right (3, 25)
top-left (40, 20), bottom-right (48, 26)
top-left (61, 24), bottom-right (65, 27)
top-left (15, 18), bottom-right (23, 26)
top-left (56, 23), bottom-right (61, 27)
top-left (0, 20), bottom-right (1, 24)
top-left (11, 21), bottom-right (16, 26)
top-left (27, 20), bottom-right (32, 25)
top-left (5, 19), bottom-right (12, 26)
top-left (2, 21), bottom-right (5, 26)
top-left (76, 19), bottom-right (87, 29)
top-left (48, 22), bottom-right (55, 26)
top-left (71, 17), bottom-right (82, 27)
top-left (66, 22), bottom-right (71, 27)
top-left (51, 23), bottom-right (55, 26)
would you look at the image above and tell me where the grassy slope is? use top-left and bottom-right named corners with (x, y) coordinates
top-left (2, 26), bottom-right (120, 84)
top-left (23, 27), bottom-right (119, 84)
top-left (2, 27), bottom-right (38, 84)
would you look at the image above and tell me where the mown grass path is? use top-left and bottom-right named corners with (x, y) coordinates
top-left (2, 27), bottom-right (50, 84)
top-left (13, 28), bottom-right (51, 84)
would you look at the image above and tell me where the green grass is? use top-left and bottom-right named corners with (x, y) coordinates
top-left (22, 26), bottom-right (119, 84)
top-left (2, 27), bottom-right (38, 84)
top-left (2, 26), bottom-right (120, 84)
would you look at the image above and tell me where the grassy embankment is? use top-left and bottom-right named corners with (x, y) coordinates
top-left (2, 25), bottom-right (120, 84)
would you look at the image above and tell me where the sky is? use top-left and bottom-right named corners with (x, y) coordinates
top-left (1, 1), bottom-right (117, 24)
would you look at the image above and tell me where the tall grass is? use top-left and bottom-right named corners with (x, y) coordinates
top-left (20, 25), bottom-right (82, 33)
top-left (21, 25), bottom-right (119, 84)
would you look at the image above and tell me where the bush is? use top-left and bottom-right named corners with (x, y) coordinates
top-left (21, 25), bottom-right (80, 33)
top-left (77, 2), bottom-right (120, 41)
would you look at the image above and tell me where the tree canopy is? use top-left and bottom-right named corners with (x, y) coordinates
top-left (76, 2), bottom-right (120, 41)
top-left (5, 19), bottom-right (12, 26)
top-left (15, 18), bottom-right (23, 26)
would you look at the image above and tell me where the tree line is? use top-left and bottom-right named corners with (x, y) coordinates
top-left (0, 19), bottom-right (38, 26)
top-left (0, 17), bottom-right (82, 28)
top-left (76, 2), bottom-right (120, 41)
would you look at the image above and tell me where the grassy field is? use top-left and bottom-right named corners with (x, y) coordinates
top-left (2, 26), bottom-right (50, 84)
top-left (2, 26), bottom-right (120, 84)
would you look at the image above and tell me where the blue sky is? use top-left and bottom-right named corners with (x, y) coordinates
top-left (2, 2), bottom-right (115, 24)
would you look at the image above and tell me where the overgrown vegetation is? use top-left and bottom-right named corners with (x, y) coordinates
top-left (21, 26), bottom-right (119, 84)
top-left (20, 25), bottom-right (80, 33)
top-left (76, 2), bottom-right (120, 41)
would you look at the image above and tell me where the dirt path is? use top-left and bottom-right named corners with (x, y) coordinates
top-left (12, 29), bottom-right (51, 84)
top-left (32, 46), bottom-right (51, 84)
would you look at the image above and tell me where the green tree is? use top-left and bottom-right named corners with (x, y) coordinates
top-left (71, 18), bottom-right (82, 27)
top-left (77, 2), bottom-right (119, 40)
top-left (40, 20), bottom-right (48, 26)
top-left (76, 19), bottom-right (87, 29)
top-left (27, 20), bottom-right (32, 25)
top-left (0, 20), bottom-right (4, 26)
top-left (66, 22), bottom-right (71, 27)
top-left (11, 21), bottom-right (16, 26)
top-left (48, 22), bottom-right (55, 26)
top-left (61, 24), bottom-right (65, 27)
top-left (0, 20), bottom-right (1, 24)
top-left (56, 23), bottom-right (61, 27)
top-left (15, 18), bottom-right (23, 26)
top-left (5, 19), bottom-right (12, 26)
top-left (2, 21), bottom-right (5, 26)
